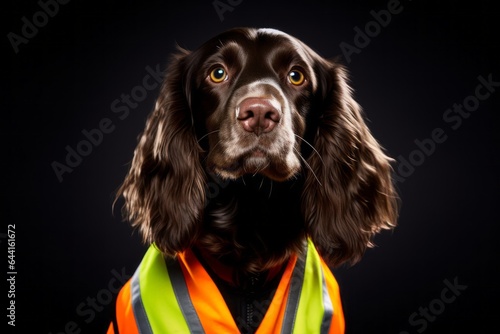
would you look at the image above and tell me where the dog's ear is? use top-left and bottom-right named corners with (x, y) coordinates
top-left (116, 49), bottom-right (206, 257)
top-left (302, 60), bottom-right (398, 266)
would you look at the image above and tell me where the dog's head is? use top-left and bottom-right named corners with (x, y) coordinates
top-left (117, 28), bottom-right (398, 268)
top-left (188, 28), bottom-right (320, 182)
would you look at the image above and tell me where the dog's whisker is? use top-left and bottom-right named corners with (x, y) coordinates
top-left (268, 179), bottom-right (273, 199)
top-left (259, 176), bottom-right (265, 190)
top-left (188, 130), bottom-right (221, 160)
top-left (197, 130), bottom-right (220, 143)
top-left (253, 161), bottom-right (270, 177)
top-left (294, 134), bottom-right (324, 165)
top-left (188, 132), bottom-right (219, 159)
top-left (200, 140), bottom-right (222, 165)
top-left (294, 147), bottom-right (322, 186)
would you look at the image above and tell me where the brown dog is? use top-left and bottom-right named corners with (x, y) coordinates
top-left (109, 28), bottom-right (398, 334)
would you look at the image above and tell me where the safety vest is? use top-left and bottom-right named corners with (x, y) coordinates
top-left (107, 239), bottom-right (344, 333)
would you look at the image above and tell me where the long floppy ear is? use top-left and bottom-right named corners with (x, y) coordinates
top-left (303, 61), bottom-right (398, 266)
top-left (116, 49), bottom-right (206, 257)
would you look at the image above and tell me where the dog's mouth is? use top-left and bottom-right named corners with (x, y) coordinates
top-left (211, 147), bottom-right (299, 181)
top-left (250, 148), bottom-right (266, 158)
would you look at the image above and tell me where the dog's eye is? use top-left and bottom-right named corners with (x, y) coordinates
top-left (288, 70), bottom-right (305, 86)
top-left (210, 67), bottom-right (228, 83)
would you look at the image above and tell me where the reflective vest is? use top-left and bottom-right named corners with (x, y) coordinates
top-left (107, 239), bottom-right (344, 333)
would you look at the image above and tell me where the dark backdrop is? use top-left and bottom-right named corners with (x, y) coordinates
top-left (4, 0), bottom-right (499, 333)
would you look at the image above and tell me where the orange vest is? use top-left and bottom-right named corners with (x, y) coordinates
top-left (107, 239), bottom-right (344, 333)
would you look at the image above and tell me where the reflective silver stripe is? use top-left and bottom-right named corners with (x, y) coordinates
top-left (166, 258), bottom-right (206, 334)
top-left (280, 245), bottom-right (307, 334)
top-left (131, 267), bottom-right (153, 334)
top-left (320, 267), bottom-right (334, 334)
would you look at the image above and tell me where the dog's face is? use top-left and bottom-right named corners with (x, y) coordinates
top-left (187, 28), bottom-right (319, 181)
top-left (118, 28), bottom-right (398, 270)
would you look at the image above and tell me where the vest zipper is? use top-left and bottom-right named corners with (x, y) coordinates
top-left (245, 274), bottom-right (259, 333)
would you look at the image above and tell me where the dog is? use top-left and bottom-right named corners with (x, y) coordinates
top-left (108, 27), bottom-right (398, 334)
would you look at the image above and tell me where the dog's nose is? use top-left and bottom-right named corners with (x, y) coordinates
top-left (237, 98), bottom-right (281, 135)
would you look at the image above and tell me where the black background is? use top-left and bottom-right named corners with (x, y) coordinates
top-left (4, 0), bottom-right (499, 333)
